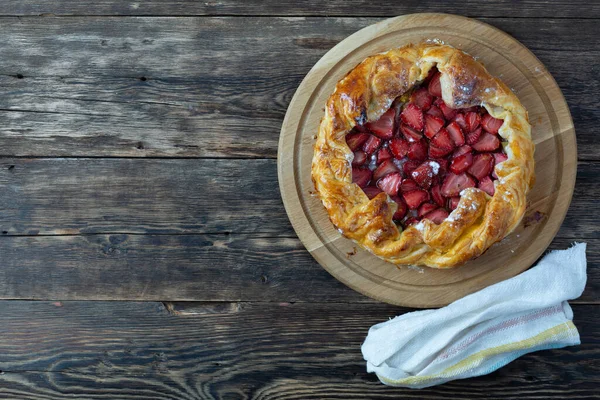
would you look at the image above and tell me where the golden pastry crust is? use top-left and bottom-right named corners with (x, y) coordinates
top-left (311, 43), bottom-right (535, 268)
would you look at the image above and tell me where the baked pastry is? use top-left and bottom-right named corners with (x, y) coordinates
top-left (311, 43), bottom-right (534, 268)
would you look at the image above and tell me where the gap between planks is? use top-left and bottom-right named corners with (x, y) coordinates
top-left (158, 300), bottom-right (600, 316)
top-left (1, 15), bottom-right (600, 19)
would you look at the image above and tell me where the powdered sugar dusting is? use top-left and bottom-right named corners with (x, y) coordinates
top-left (393, 158), bottom-right (406, 170)
top-left (407, 264), bottom-right (425, 273)
top-left (368, 154), bottom-right (378, 171)
top-left (447, 195), bottom-right (481, 222)
top-left (428, 161), bottom-right (440, 175)
top-left (414, 221), bottom-right (425, 232)
top-left (425, 38), bottom-right (446, 45)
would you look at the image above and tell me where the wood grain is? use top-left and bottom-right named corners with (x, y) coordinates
top-left (0, 301), bottom-right (595, 399)
top-left (0, 1), bottom-right (598, 18)
top-left (0, 158), bottom-right (289, 235)
top-left (279, 14), bottom-right (576, 307)
top-left (0, 18), bottom-right (594, 159)
top-left (0, 75), bottom-right (290, 158)
top-left (1, 158), bottom-right (599, 237)
top-left (0, 234), bottom-right (594, 302)
top-left (0, 5), bottom-right (591, 398)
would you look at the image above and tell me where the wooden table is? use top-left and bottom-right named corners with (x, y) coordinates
top-left (0, 2), bottom-right (597, 398)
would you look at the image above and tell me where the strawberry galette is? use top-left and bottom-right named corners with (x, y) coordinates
top-left (311, 43), bottom-right (534, 268)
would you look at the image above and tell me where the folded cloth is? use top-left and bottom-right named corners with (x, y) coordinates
top-left (362, 243), bottom-right (587, 388)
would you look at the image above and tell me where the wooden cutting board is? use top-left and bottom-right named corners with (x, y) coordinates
top-left (277, 13), bottom-right (576, 308)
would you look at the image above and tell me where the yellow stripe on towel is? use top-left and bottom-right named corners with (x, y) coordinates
top-left (378, 321), bottom-right (578, 386)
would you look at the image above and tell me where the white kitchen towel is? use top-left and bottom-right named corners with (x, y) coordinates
top-left (362, 243), bottom-right (587, 388)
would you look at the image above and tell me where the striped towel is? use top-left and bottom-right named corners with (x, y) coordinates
top-left (362, 243), bottom-right (586, 388)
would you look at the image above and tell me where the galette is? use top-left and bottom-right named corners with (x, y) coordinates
top-left (311, 43), bottom-right (534, 268)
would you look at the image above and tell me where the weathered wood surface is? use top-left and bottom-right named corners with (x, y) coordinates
top-left (0, 6), bottom-right (595, 398)
top-left (0, 17), bottom-right (593, 159)
top-left (0, 234), bottom-right (594, 302)
top-left (0, 301), bottom-right (596, 399)
top-left (0, 159), bottom-right (287, 235)
top-left (0, 158), bottom-right (597, 237)
top-left (0, 1), bottom-right (598, 18)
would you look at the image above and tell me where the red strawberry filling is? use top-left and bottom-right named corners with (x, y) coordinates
top-left (347, 67), bottom-right (507, 228)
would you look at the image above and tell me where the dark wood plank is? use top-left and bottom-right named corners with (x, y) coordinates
top-left (0, 75), bottom-right (289, 158)
top-left (0, 301), bottom-right (596, 399)
top-left (0, 18), bottom-right (588, 79)
top-left (0, 233), bottom-right (593, 302)
top-left (0, 158), bottom-right (596, 237)
top-left (0, 18), bottom-right (593, 159)
top-left (0, 233), bottom-right (364, 302)
top-left (0, 158), bottom-right (290, 235)
top-left (557, 162), bottom-right (600, 239)
top-left (0, 1), bottom-right (598, 18)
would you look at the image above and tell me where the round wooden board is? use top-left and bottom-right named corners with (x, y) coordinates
top-left (277, 13), bottom-right (576, 308)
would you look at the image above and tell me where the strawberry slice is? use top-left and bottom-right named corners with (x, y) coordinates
top-left (441, 173), bottom-right (476, 197)
top-left (400, 104), bottom-right (424, 131)
top-left (468, 153), bottom-right (494, 180)
top-left (389, 137), bottom-right (409, 159)
top-left (407, 139), bottom-right (428, 161)
top-left (424, 114), bottom-right (445, 138)
top-left (377, 147), bottom-right (392, 164)
top-left (453, 113), bottom-right (468, 131)
top-left (472, 132), bottom-right (501, 152)
top-left (433, 156), bottom-right (449, 170)
top-left (465, 111), bottom-right (481, 133)
top-left (446, 121), bottom-right (465, 147)
top-left (431, 128), bottom-right (455, 151)
top-left (363, 186), bottom-right (383, 199)
top-left (462, 106), bottom-right (479, 113)
top-left (404, 217), bottom-right (420, 226)
top-left (448, 196), bottom-right (461, 210)
top-left (352, 167), bottom-right (372, 188)
top-left (402, 160), bottom-right (421, 176)
top-left (426, 105), bottom-right (444, 119)
top-left (400, 178), bottom-right (420, 193)
top-left (428, 73), bottom-right (442, 97)
top-left (438, 101), bottom-right (457, 120)
top-left (411, 161), bottom-right (436, 189)
top-left (431, 159), bottom-right (448, 185)
top-left (352, 150), bottom-right (367, 166)
top-left (377, 172), bottom-right (402, 196)
top-left (403, 189), bottom-right (430, 210)
top-left (481, 114), bottom-right (504, 134)
top-left (373, 159), bottom-right (399, 181)
top-left (365, 108), bottom-right (395, 139)
top-left (424, 208), bottom-right (449, 224)
top-left (478, 176), bottom-right (495, 196)
top-left (430, 185), bottom-right (445, 207)
top-left (492, 152), bottom-right (508, 178)
top-left (453, 144), bottom-right (472, 158)
top-left (429, 144), bottom-right (452, 158)
top-left (411, 88), bottom-right (434, 110)
top-left (390, 195), bottom-right (408, 220)
top-left (418, 202), bottom-right (438, 218)
top-left (493, 151), bottom-right (508, 165)
top-left (346, 132), bottom-right (370, 151)
top-left (400, 124), bottom-right (423, 142)
top-left (352, 124), bottom-right (369, 133)
top-left (449, 152), bottom-right (473, 174)
top-left (362, 135), bottom-right (382, 154)
top-left (465, 127), bottom-right (482, 146)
